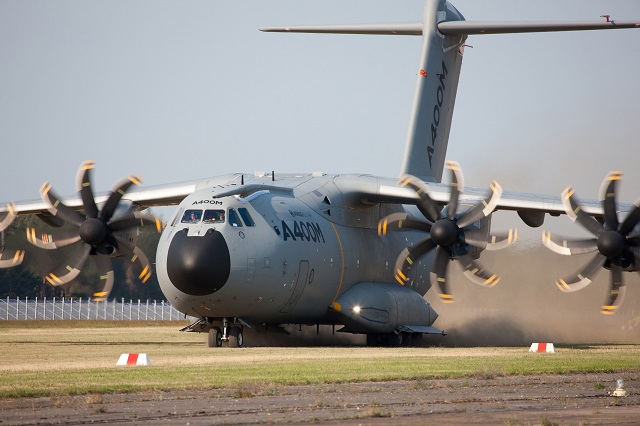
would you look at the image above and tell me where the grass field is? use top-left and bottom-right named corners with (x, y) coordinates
top-left (0, 321), bottom-right (638, 398)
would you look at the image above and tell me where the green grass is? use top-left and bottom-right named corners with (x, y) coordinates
top-left (0, 321), bottom-right (638, 398)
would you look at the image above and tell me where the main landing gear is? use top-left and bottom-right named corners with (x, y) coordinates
top-left (207, 318), bottom-right (244, 348)
top-left (366, 331), bottom-right (423, 347)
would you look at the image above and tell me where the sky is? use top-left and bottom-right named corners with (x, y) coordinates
top-left (1, 0), bottom-right (639, 237)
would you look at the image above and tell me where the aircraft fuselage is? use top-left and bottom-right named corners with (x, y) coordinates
top-left (156, 173), bottom-right (434, 326)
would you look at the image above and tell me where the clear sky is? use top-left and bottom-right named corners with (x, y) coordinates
top-left (1, 0), bottom-right (639, 234)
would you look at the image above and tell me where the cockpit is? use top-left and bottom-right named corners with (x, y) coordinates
top-left (178, 207), bottom-right (256, 228)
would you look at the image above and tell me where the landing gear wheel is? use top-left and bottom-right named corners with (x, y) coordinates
top-left (401, 332), bottom-right (413, 347)
top-left (385, 332), bottom-right (403, 347)
top-left (366, 333), bottom-right (383, 347)
top-left (207, 327), bottom-right (222, 348)
top-left (410, 332), bottom-right (423, 347)
top-left (228, 326), bottom-right (244, 348)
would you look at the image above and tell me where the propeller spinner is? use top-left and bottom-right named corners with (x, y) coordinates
top-left (26, 160), bottom-right (163, 301)
top-left (542, 171), bottom-right (640, 315)
top-left (378, 161), bottom-right (517, 303)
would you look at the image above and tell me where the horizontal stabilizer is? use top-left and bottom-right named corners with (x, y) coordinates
top-left (260, 23), bottom-right (422, 35)
top-left (438, 20), bottom-right (640, 35)
top-left (261, 21), bottom-right (640, 37)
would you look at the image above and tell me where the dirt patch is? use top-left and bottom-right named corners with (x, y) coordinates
top-left (1, 373), bottom-right (638, 425)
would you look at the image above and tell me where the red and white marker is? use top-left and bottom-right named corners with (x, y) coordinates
top-left (116, 353), bottom-right (152, 366)
top-left (529, 343), bottom-right (556, 353)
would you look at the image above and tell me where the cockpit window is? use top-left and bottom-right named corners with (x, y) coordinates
top-left (181, 209), bottom-right (202, 224)
top-left (170, 208), bottom-right (184, 227)
top-left (203, 209), bottom-right (225, 224)
top-left (238, 208), bottom-right (255, 227)
top-left (228, 209), bottom-right (243, 227)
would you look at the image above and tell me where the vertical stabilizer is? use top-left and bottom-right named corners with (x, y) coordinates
top-left (400, 0), bottom-right (466, 183)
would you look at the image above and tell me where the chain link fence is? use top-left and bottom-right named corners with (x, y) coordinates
top-left (1, 297), bottom-right (186, 321)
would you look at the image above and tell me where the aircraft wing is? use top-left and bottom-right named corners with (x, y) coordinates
top-left (362, 179), bottom-right (626, 221)
top-left (1, 173), bottom-right (627, 222)
top-left (0, 178), bottom-right (209, 216)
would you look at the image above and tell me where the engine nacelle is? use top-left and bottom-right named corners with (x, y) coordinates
top-left (328, 282), bottom-right (438, 334)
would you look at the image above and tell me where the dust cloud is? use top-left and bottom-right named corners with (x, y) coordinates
top-left (427, 239), bottom-right (640, 346)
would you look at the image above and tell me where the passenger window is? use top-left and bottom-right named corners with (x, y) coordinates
top-left (203, 209), bottom-right (225, 224)
top-left (238, 208), bottom-right (255, 227)
top-left (181, 209), bottom-right (203, 224)
top-left (228, 209), bottom-right (243, 227)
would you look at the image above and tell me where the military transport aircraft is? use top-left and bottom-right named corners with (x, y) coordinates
top-left (1, 0), bottom-right (639, 347)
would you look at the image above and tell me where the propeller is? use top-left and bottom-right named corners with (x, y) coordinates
top-left (378, 161), bottom-right (517, 304)
top-left (542, 171), bottom-right (640, 315)
top-left (26, 160), bottom-right (163, 301)
top-left (0, 201), bottom-right (25, 268)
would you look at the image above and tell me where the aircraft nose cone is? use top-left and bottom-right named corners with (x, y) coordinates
top-left (167, 228), bottom-right (231, 296)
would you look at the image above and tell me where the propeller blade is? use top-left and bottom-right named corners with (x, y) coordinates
top-left (601, 263), bottom-right (626, 315)
top-left (44, 245), bottom-right (91, 286)
top-left (377, 213), bottom-right (431, 236)
top-left (92, 254), bottom-right (115, 302)
top-left (541, 231), bottom-right (598, 256)
top-left (484, 229), bottom-right (518, 251)
top-left (0, 202), bottom-right (17, 232)
top-left (465, 228), bottom-right (518, 251)
top-left (108, 212), bottom-right (164, 233)
top-left (26, 227), bottom-right (81, 249)
top-left (398, 175), bottom-right (441, 223)
top-left (599, 171), bottom-right (621, 231)
top-left (115, 235), bottom-right (153, 283)
top-left (430, 247), bottom-right (453, 303)
top-left (456, 180), bottom-right (502, 229)
top-left (627, 234), bottom-right (640, 247)
top-left (555, 252), bottom-right (606, 293)
top-left (456, 253), bottom-right (501, 288)
top-left (445, 161), bottom-right (464, 220)
top-left (619, 198), bottom-right (640, 236)
top-left (393, 237), bottom-right (437, 286)
top-left (40, 181), bottom-right (85, 227)
top-left (99, 175), bottom-right (143, 222)
top-left (561, 186), bottom-right (604, 237)
top-left (0, 250), bottom-right (25, 268)
top-left (76, 160), bottom-right (99, 219)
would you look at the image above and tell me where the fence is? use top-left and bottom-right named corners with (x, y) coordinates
top-left (1, 297), bottom-right (186, 321)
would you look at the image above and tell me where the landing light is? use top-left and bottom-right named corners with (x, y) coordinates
top-left (352, 306), bottom-right (361, 314)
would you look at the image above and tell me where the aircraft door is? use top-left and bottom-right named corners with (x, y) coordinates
top-left (280, 261), bottom-right (310, 313)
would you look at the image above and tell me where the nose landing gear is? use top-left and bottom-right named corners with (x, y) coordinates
top-left (207, 327), bottom-right (223, 348)
top-left (182, 317), bottom-right (244, 348)
top-left (222, 317), bottom-right (244, 348)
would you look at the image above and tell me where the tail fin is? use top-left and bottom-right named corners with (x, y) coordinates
top-left (261, 1), bottom-right (640, 183)
top-left (401, 0), bottom-right (466, 183)
top-left (261, 0), bottom-right (465, 183)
